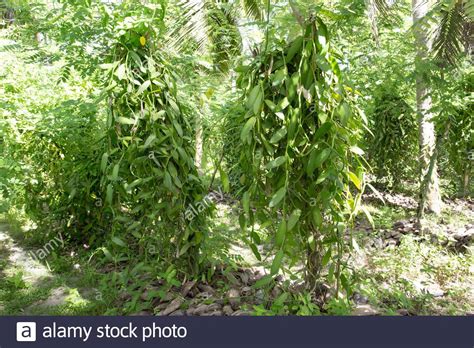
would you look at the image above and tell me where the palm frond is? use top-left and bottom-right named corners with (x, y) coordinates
top-left (205, 0), bottom-right (242, 71)
top-left (242, 0), bottom-right (263, 21)
top-left (432, 0), bottom-right (471, 66)
top-left (463, 0), bottom-right (474, 19)
top-left (372, 0), bottom-right (391, 17)
top-left (167, 0), bottom-right (209, 55)
top-left (365, 0), bottom-right (403, 46)
top-left (166, 0), bottom-right (246, 72)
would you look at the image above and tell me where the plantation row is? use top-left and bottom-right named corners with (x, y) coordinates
top-left (0, 0), bottom-right (472, 314)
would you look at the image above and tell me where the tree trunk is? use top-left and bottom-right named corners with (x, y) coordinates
top-left (367, 0), bottom-right (380, 48)
top-left (412, 0), bottom-right (442, 215)
top-left (461, 168), bottom-right (470, 197)
top-left (418, 122), bottom-right (450, 219)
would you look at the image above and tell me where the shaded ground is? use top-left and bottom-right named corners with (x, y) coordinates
top-left (0, 222), bottom-right (101, 315)
top-left (1, 190), bottom-right (472, 316)
top-left (350, 193), bottom-right (474, 315)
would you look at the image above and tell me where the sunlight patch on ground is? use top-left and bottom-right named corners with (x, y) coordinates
top-left (0, 223), bottom-right (90, 314)
top-left (0, 224), bottom-right (51, 283)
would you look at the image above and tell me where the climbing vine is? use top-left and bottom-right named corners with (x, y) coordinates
top-left (368, 84), bottom-right (417, 187)
top-left (100, 2), bottom-right (210, 274)
top-left (235, 18), bottom-right (366, 292)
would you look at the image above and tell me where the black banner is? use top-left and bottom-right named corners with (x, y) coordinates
top-left (1, 316), bottom-right (473, 347)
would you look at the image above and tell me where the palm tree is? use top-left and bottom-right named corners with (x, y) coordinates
top-left (166, 0), bottom-right (264, 174)
top-left (168, 0), bottom-right (264, 72)
top-left (417, 0), bottom-right (472, 215)
top-left (412, 0), bottom-right (442, 214)
top-left (370, 0), bottom-right (472, 215)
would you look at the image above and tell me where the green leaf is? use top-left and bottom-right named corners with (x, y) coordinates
top-left (99, 62), bottom-right (118, 70)
top-left (275, 112), bottom-right (285, 120)
top-left (116, 117), bottom-right (135, 125)
top-left (254, 274), bottom-right (273, 288)
top-left (239, 213), bottom-right (247, 230)
top-left (144, 134), bottom-right (156, 148)
top-left (327, 263), bottom-right (335, 283)
top-left (246, 85), bottom-right (260, 110)
top-left (115, 64), bottom-right (127, 80)
top-left (253, 88), bottom-right (263, 115)
top-left (100, 153), bottom-right (108, 173)
top-left (265, 99), bottom-right (277, 111)
top-left (169, 99), bottom-right (180, 114)
top-left (314, 122), bottom-right (331, 141)
top-left (367, 183), bottom-right (385, 203)
top-left (272, 68), bottom-right (287, 86)
top-left (315, 170), bottom-right (329, 184)
top-left (250, 243), bottom-right (261, 261)
top-left (151, 110), bottom-right (166, 122)
top-left (317, 26), bottom-right (328, 49)
top-left (274, 292), bottom-right (289, 306)
top-left (287, 111), bottom-right (298, 140)
top-left (348, 171), bottom-right (361, 190)
top-left (102, 247), bottom-right (113, 261)
top-left (129, 51), bottom-right (143, 68)
top-left (111, 236), bottom-right (126, 247)
top-left (126, 178), bottom-right (143, 190)
top-left (250, 231), bottom-right (261, 244)
top-left (220, 168), bottom-right (230, 192)
top-left (275, 220), bottom-right (286, 247)
top-left (164, 171), bottom-right (173, 190)
top-left (286, 36), bottom-right (303, 62)
top-left (173, 121), bottom-right (183, 137)
top-left (361, 205), bottom-right (374, 228)
top-left (269, 127), bottom-right (287, 144)
top-left (318, 112), bottom-right (328, 123)
top-left (168, 162), bottom-right (178, 178)
top-left (307, 148), bottom-right (331, 176)
top-left (277, 97), bottom-right (290, 111)
top-left (68, 188), bottom-right (77, 201)
top-left (242, 191), bottom-right (250, 215)
top-left (137, 80), bottom-right (151, 95)
top-left (246, 85), bottom-right (263, 114)
top-left (240, 117), bottom-right (256, 141)
top-left (111, 163), bottom-right (120, 181)
top-left (321, 248), bottom-right (331, 267)
top-left (312, 207), bottom-right (322, 227)
top-left (178, 243), bottom-right (191, 257)
top-left (269, 186), bottom-right (286, 207)
top-left (266, 156), bottom-right (286, 170)
top-left (235, 65), bottom-right (250, 73)
top-left (350, 146), bottom-right (365, 155)
top-left (287, 209), bottom-right (301, 231)
top-left (316, 55), bottom-right (331, 72)
top-left (340, 273), bottom-right (350, 294)
top-left (106, 184), bottom-right (113, 205)
top-left (338, 102), bottom-right (351, 125)
top-left (271, 250), bottom-right (284, 275)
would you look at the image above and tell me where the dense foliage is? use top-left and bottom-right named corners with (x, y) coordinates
top-left (100, 2), bottom-right (210, 273)
top-left (0, 0), bottom-right (472, 316)
top-left (235, 18), bottom-right (366, 291)
top-left (437, 66), bottom-right (473, 196)
top-left (368, 84), bottom-right (417, 186)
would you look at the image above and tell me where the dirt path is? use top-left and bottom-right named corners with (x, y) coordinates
top-left (0, 222), bottom-right (51, 283)
top-left (0, 222), bottom-right (84, 314)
